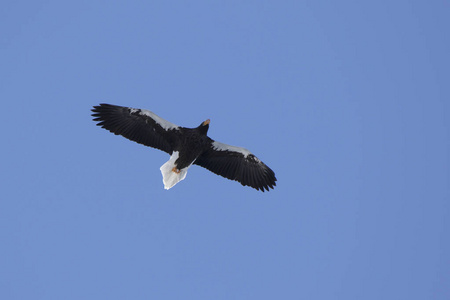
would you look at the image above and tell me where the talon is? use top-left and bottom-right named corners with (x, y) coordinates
top-left (172, 167), bottom-right (181, 174)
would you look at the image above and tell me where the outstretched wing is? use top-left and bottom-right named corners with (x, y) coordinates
top-left (194, 140), bottom-right (277, 192)
top-left (91, 103), bottom-right (179, 154)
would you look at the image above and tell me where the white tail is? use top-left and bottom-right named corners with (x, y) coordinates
top-left (159, 151), bottom-right (191, 190)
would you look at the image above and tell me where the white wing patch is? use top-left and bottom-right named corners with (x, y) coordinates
top-left (212, 141), bottom-right (251, 158)
top-left (159, 151), bottom-right (192, 189)
top-left (130, 108), bottom-right (179, 131)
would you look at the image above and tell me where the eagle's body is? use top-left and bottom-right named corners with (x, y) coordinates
top-left (91, 104), bottom-right (276, 191)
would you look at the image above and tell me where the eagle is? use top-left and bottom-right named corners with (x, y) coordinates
top-left (91, 104), bottom-right (276, 191)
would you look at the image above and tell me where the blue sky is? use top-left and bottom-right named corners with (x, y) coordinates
top-left (1, 0), bottom-right (449, 299)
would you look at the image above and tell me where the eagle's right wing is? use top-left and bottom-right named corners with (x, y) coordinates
top-left (91, 103), bottom-right (179, 154)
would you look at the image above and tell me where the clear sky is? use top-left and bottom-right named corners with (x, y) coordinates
top-left (1, 1), bottom-right (449, 299)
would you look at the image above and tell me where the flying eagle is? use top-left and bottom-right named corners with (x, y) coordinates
top-left (91, 104), bottom-right (276, 191)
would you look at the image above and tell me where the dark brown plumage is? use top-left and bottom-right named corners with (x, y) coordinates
top-left (92, 103), bottom-right (276, 191)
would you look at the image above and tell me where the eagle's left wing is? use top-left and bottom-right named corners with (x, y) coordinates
top-left (194, 139), bottom-right (276, 192)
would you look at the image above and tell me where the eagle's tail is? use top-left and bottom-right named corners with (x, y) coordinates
top-left (160, 151), bottom-right (191, 190)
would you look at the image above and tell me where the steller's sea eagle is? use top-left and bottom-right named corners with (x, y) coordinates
top-left (91, 104), bottom-right (276, 191)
